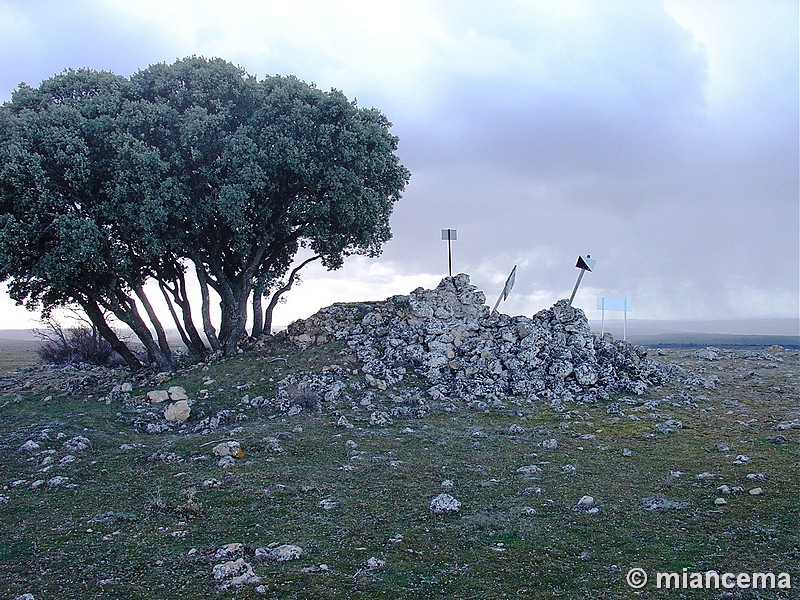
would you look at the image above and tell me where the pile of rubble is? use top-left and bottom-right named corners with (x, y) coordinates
top-left (287, 274), bottom-right (670, 404)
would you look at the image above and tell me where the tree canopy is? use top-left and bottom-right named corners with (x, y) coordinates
top-left (0, 57), bottom-right (410, 369)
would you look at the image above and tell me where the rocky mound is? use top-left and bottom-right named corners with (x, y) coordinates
top-left (287, 274), bottom-right (668, 404)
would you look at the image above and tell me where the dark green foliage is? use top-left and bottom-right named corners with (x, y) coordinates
top-left (0, 57), bottom-right (410, 367)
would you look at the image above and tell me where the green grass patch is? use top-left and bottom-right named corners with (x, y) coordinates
top-left (1, 346), bottom-right (798, 598)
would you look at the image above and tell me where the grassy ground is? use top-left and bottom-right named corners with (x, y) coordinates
top-left (0, 349), bottom-right (38, 375)
top-left (0, 341), bottom-right (797, 599)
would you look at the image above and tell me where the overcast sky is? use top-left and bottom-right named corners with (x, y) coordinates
top-left (1, 0), bottom-right (798, 331)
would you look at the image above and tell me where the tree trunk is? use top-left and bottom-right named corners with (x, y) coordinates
top-left (174, 270), bottom-right (208, 355)
top-left (195, 263), bottom-right (221, 352)
top-left (159, 281), bottom-right (191, 349)
top-left (79, 298), bottom-right (143, 371)
top-left (219, 288), bottom-right (250, 356)
top-left (110, 291), bottom-right (174, 371)
top-left (264, 256), bottom-right (320, 334)
top-left (134, 284), bottom-right (172, 358)
top-left (251, 276), bottom-right (265, 337)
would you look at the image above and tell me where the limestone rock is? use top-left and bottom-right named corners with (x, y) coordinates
top-left (286, 274), bottom-right (669, 405)
top-left (164, 400), bottom-right (191, 423)
top-left (168, 386), bottom-right (188, 401)
top-left (516, 465), bottom-right (543, 477)
top-left (212, 558), bottom-right (260, 590)
top-left (212, 441), bottom-right (242, 458)
top-left (147, 390), bottom-right (169, 404)
top-left (18, 440), bottom-right (40, 453)
top-left (574, 495), bottom-right (600, 514)
top-left (430, 493), bottom-right (461, 513)
top-left (261, 544), bottom-right (303, 562)
top-left (62, 436), bottom-right (90, 452)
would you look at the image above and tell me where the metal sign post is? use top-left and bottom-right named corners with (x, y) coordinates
top-left (441, 229), bottom-right (457, 277)
top-left (568, 254), bottom-right (596, 306)
top-left (492, 265), bottom-right (517, 314)
top-left (596, 296), bottom-right (632, 340)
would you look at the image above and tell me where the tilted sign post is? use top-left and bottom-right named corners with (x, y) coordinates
top-left (596, 296), bottom-right (632, 340)
top-left (568, 254), bottom-right (596, 306)
top-left (492, 265), bottom-right (517, 314)
top-left (441, 228), bottom-right (457, 277)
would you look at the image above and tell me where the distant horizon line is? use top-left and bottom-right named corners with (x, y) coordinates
top-left (0, 315), bottom-right (797, 338)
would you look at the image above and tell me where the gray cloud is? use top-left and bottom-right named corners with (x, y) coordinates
top-left (0, 0), bottom-right (796, 328)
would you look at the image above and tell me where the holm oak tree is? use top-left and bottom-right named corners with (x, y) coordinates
top-left (0, 57), bottom-right (409, 368)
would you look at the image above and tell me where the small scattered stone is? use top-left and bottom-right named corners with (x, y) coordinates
top-left (430, 493), bottom-right (461, 513)
top-left (714, 497), bottom-right (727, 505)
top-left (212, 558), bottom-right (261, 590)
top-left (147, 390), bottom-right (170, 404)
top-left (574, 495), bottom-right (600, 514)
top-left (655, 419), bottom-right (683, 434)
top-left (215, 543), bottom-right (244, 559)
top-left (365, 557), bottom-right (385, 570)
top-left (119, 443), bottom-right (144, 451)
top-left (168, 386), bottom-right (188, 401)
top-left (217, 456), bottom-right (235, 468)
top-left (746, 473), bottom-right (766, 481)
top-left (263, 544), bottom-right (304, 562)
top-left (642, 496), bottom-right (689, 510)
top-left (733, 455), bottom-right (751, 464)
top-left (508, 424), bottom-right (525, 435)
top-left (441, 479), bottom-right (454, 488)
top-left (63, 436), bottom-right (91, 452)
top-left (47, 476), bottom-right (71, 488)
top-left (212, 441), bottom-right (242, 458)
top-left (695, 348), bottom-right (720, 360)
top-left (749, 487), bottom-right (764, 496)
top-left (318, 498), bottom-right (337, 510)
top-left (541, 438), bottom-right (558, 450)
top-left (516, 465), bottom-right (543, 477)
top-left (18, 440), bottom-right (40, 453)
top-left (263, 437), bottom-right (284, 453)
top-left (369, 411), bottom-right (392, 427)
top-left (622, 448), bottom-right (633, 457)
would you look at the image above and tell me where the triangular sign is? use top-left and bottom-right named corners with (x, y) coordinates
top-left (502, 265), bottom-right (517, 300)
top-left (575, 255), bottom-right (592, 271)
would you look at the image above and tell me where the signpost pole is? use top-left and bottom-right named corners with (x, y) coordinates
top-left (595, 296), bottom-right (631, 340)
top-left (492, 265), bottom-right (517, 314)
top-left (568, 254), bottom-right (595, 306)
top-left (447, 229), bottom-right (453, 277)
top-left (441, 229), bottom-right (457, 278)
top-left (623, 303), bottom-right (628, 341)
top-left (568, 270), bottom-right (585, 305)
top-left (600, 297), bottom-right (606, 336)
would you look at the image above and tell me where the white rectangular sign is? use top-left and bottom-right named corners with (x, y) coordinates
top-left (596, 297), bottom-right (632, 311)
